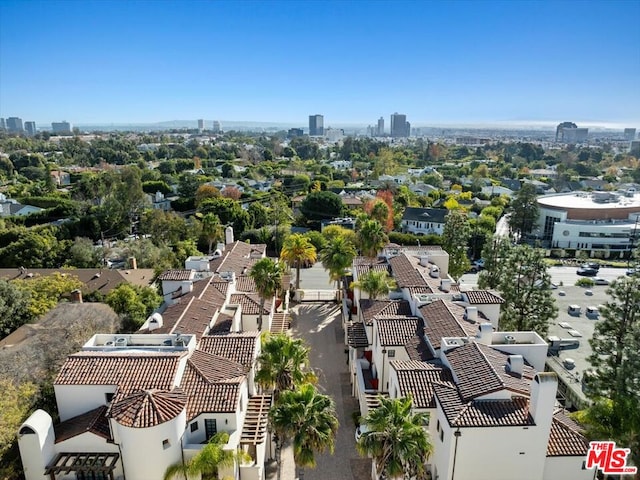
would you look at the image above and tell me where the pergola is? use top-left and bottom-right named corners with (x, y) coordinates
top-left (44, 452), bottom-right (119, 480)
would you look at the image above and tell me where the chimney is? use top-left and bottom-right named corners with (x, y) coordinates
top-left (476, 323), bottom-right (493, 344)
top-left (465, 306), bottom-right (478, 322)
top-left (440, 278), bottom-right (451, 292)
top-left (69, 289), bottom-right (83, 303)
top-left (129, 257), bottom-right (137, 269)
top-left (506, 354), bottom-right (524, 377)
top-left (419, 255), bottom-right (429, 267)
top-left (529, 372), bottom-right (558, 429)
top-left (225, 226), bottom-right (234, 245)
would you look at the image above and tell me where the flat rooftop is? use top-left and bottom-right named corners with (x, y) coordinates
top-left (538, 191), bottom-right (640, 211)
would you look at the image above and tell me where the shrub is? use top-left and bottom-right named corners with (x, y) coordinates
top-left (575, 278), bottom-right (595, 287)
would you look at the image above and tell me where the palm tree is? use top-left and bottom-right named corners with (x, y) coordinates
top-left (255, 333), bottom-right (316, 401)
top-left (280, 233), bottom-right (317, 290)
top-left (270, 383), bottom-right (339, 470)
top-left (352, 270), bottom-right (397, 300)
top-left (249, 258), bottom-right (283, 331)
top-left (357, 219), bottom-right (388, 262)
top-left (357, 396), bottom-right (432, 480)
top-left (201, 213), bottom-right (223, 254)
top-left (164, 431), bottom-right (249, 480)
top-left (320, 235), bottom-right (357, 289)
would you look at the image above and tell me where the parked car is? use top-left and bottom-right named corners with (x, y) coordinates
top-left (577, 267), bottom-right (598, 277)
top-left (593, 277), bottom-right (609, 285)
top-left (626, 267), bottom-right (640, 276)
top-left (469, 259), bottom-right (485, 273)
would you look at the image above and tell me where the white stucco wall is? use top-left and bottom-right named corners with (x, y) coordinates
top-left (544, 456), bottom-right (595, 480)
top-left (114, 409), bottom-right (186, 480)
top-left (18, 410), bottom-right (55, 480)
top-left (55, 384), bottom-right (116, 422)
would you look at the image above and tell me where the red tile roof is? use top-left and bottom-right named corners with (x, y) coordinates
top-left (420, 300), bottom-right (476, 350)
top-left (230, 293), bottom-right (271, 315)
top-left (55, 352), bottom-right (183, 392)
top-left (198, 333), bottom-right (259, 369)
top-left (187, 350), bottom-right (246, 383)
top-left (435, 383), bottom-right (535, 427)
top-left (391, 361), bottom-right (455, 408)
top-left (110, 389), bottom-right (187, 428)
top-left (547, 410), bottom-right (589, 457)
top-left (158, 270), bottom-right (193, 281)
top-left (54, 406), bottom-right (111, 443)
top-left (444, 343), bottom-right (535, 401)
top-left (376, 317), bottom-right (422, 346)
top-left (389, 254), bottom-right (429, 289)
top-left (464, 290), bottom-right (505, 304)
top-left (180, 365), bottom-right (242, 418)
top-left (235, 275), bottom-right (257, 292)
top-left (359, 299), bottom-right (412, 325)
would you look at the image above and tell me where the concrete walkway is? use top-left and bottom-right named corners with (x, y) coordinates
top-left (289, 302), bottom-right (371, 480)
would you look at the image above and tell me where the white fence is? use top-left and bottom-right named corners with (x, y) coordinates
top-left (296, 289), bottom-right (338, 302)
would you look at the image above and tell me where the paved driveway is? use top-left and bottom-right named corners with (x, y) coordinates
top-left (291, 303), bottom-right (371, 480)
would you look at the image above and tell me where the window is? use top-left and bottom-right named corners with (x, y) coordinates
top-left (162, 439), bottom-right (171, 450)
top-left (439, 430), bottom-right (444, 442)
top-left (436, 420), bottom-right (441, 433)
top-left (205, 419), bottom-right (217, 439)
top-left (105, 393), bottom-right (114, 403)
top-left (387, 349), bottom-right (395, 358)
top-left (190, 422), bottom-right (198, 433)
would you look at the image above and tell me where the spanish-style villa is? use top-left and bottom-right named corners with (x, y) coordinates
top-left (346, 245), bottom-right (593, 480)
top-left (19, 239), bottom-right (290, 480)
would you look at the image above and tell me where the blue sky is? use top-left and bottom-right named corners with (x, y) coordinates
top-left (1, 0), bottom-right (639, 126)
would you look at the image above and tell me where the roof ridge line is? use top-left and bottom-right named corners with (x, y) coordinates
top-left (473, 343), bottom-right (504, 391)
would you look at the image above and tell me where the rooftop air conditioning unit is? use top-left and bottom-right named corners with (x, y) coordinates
top-left (564, 358), bottom-right (576, 370)
top-left (115, 337), bottom-right (127, 347)
top-left (175, 337), bottom-right (186, 347)
top-left (505, 334), bottom-right (516, 345)
top-left (105, 341), bottom-right (115, 347)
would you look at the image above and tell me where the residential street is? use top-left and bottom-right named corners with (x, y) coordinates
top-left (290, 302), bottom-right (371, 480)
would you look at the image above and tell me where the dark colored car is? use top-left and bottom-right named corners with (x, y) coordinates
top-left (581, 263), bottom-right (600, 270)
top-left (577, 267), bottom-right (598, 277)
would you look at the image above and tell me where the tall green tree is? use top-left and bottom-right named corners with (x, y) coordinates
top-left (299, 191), bottom-right (343, 229)
top-left (478, 237), bottom-right (512, 290)
top-left (106, 283), bottom-right (162, 332)
top-left (320, 236), bottom-right (357, 288)
top-left (0, 280), bottom-right (32, 337)
top-left (357, 219), bottom-right (388, 261)
top-left (442, 210), bottom-right (471, 281)
top-left (164, 431), bottom-right (248, 480)
top-left (249, 257), bottom-right (283, 330)
top-left (201, 213), bottom-right (224, 254)
top-left (269, 383), bottom-right (338, 470)
top-left (578, 276), bottom-right (640, 472)
top-left (353, 270), bottom-right (397, 300)
top-left (255, 333), bottom-right (316, 401)
top-left (280, 234), bottom-right (317, 291)
top-left (357, 396), bottom-right (432, 480)
top-left (509, 183), bottom-right (539, 242)
top-left (496, 245), bottom-right (557, 335)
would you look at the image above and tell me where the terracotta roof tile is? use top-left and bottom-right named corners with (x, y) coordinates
top-left (389, 254), bottom-right (429, 289)
top-left (110, 388), bottom-right (187, 428)
top-left (198, 333), bottom-right (259, 369)
top-left (444, 343), bottom-right (535, 401)
top-left (180, 366), bottom-right (241, 418)
top-left (235, 275), bottom-right (257, 292)
top-left (158, 270), bottom-right (193, 281)
top-left (55, 352), bottom-right (183, 392)
top-left (376, 317), bottom-right (423, 346)
top-left (187, 350), bottom-right (246, 383)
top-left (420, 300), bottom-right (477, 350)
top-left (230, 293), bottom-right (271, 315)
top-left (405, 334), bottom-right (436, 361)
top-left (435, 383), bottom-right (535, 427)
top-left (547, 410), bottom-right (589, 457)
top-left (465, 290), bottom-right (505, 304)
top-left (359, 299), bottom-right (412, 325)
top-left (210, 313), bottom-right (234, 334)
top-left (54, 406), bottom-right (111, 443)
top-left (391, 361), bottom-right (455, 408)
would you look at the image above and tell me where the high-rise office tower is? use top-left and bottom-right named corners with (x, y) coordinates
top-left (377, 117), bottom-right (384, 136)
top-left (197, 119), bottom-right (205, 133)
top-left (24, 121), bottom-right (37, 136)
top-left (309, 114), bottom-right (324, 136)
top-left (7, 117), bottom-right (24, 133)
top-left (624, 128), bottom-right (637, 141)
top-left (212, 121), bottom-right (221, 133)
top-left (390, 113), bottom-right (410, 137)
top-left (0, 118), bottom-right (6, 131)
top-left (555, 122), bottom-right (577, 142)
top-left (52, 121), bottom-right (72, 134)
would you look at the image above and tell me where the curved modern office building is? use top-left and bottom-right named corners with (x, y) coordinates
top-left (537, 189), bottom-right (640, 256)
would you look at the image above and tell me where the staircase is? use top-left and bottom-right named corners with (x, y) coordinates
top-left (270, 312), bottom-right (290, 334)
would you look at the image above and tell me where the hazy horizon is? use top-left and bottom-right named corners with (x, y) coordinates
top-left (1, 1), bottom-right (639, 126)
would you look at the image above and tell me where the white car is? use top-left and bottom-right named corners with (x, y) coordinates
top-left (593, 277), bottom-right (609, 285)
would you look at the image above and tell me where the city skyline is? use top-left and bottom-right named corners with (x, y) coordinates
top-left (1, 0), bottom-right (639, 125)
